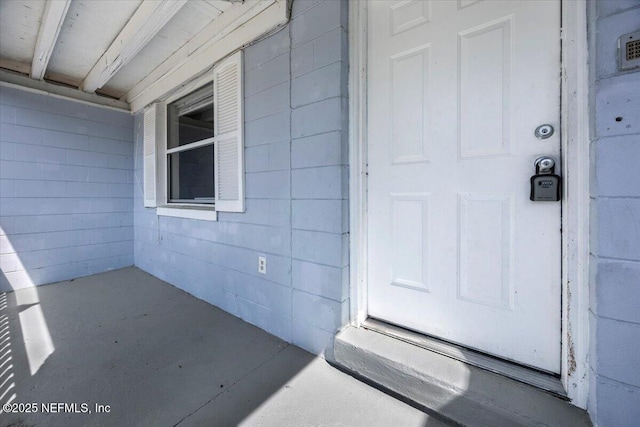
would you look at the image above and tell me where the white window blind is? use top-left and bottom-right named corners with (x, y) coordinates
top-left (213, 51), bottom-right (245, 213)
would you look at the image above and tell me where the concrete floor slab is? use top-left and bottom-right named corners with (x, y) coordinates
top-left (333, 326), bottom-right (592, 427)
top-left (0, 267), bottom-right (443, 427)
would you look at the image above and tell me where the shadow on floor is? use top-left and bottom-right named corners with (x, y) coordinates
top-left (0, 267), bottom-right (440, 427)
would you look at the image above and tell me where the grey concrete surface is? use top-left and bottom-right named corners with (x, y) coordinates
top-left (334, 326), bottom-right (592, 427)
top-left (0, 267), bottom-right (444, 427)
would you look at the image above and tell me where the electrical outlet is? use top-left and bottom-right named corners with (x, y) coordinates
top-left (258, 256), bottom-right (267, 274)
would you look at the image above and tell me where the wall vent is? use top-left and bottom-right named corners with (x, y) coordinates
top-left (619, 30), bottom-right (640, 71)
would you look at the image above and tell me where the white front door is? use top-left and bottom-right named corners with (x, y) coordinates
top-left (367, 0), bottom-right (562, 373)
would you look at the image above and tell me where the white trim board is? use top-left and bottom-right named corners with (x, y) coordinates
top-left (0, 70), bottom-right (130, 112)
top-left (157, 206), bottom-right (218, 221)
top-left (348, 0), bottom-right (369, 328)
top-left (558, 0), bottom-right (591, 409)
top-left (347, 0), bottom-right (590, 409)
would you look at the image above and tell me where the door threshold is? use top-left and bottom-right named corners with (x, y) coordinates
top-left (332, 326), bottom-right (591, 426)
top-left (362, 318), bottom-right (567, 399)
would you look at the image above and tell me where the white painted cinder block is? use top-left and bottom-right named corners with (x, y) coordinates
top-left (595, 72), bottom-right (640, 137)
top-left (590, 3), bottom-right (640, 426)
top-left (0, 86), bottom-right (134, 290)
top-left (595, 135), bottom-right (640, 197)
top-left (244, 111), bottom-right (290, 147)
top-left (132, 0), bottom-right (350, 357)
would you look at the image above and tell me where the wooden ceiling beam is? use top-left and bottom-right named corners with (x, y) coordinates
top-left (80, 0), bottom-right (188, 94)
top-left (31, 0), bottom-right (72, 80)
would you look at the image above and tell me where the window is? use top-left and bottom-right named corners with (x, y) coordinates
top-left (143, 51), bottom-right (245, 218)
top-left (167, 86), bottom-right (215, 204)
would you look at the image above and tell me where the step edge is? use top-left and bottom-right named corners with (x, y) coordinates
top-left (333, 326), bottom-right (591, 427)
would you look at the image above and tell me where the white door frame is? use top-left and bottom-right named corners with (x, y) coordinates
top-left (347, 0), bottom-right (590, 408)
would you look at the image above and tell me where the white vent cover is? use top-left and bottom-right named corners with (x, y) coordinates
top-left (619, 30), bottom-right (640, 71)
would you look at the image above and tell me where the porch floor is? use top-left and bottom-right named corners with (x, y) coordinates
top-left (1, 267), bottom-right (444, 427)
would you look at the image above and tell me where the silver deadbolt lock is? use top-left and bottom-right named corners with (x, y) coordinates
top-left (535, 157), bottom-right (555, 173)
top-left (530, 156), bottom-right (561, 202)
top-left (534, 124), bottom-right (554, 139)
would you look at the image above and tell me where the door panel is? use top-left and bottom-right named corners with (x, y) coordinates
top-left (367, 0), bottom-right (561, 372)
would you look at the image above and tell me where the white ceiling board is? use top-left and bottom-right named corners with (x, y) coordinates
top-left (127, 0), bottom-right (289, 112)
top-left (0, 0), bottom-right (283, 112)
top-left (0, 0), bottom-right (46, 64)
top-left (125, 0), bottom-right (275, 105)
top-left (201, 0), bottom-right (234, 13)
top-left (195, 0), bottom-right (233, 15)
top-left (81, 0), bottom-right (189, 93)
top-left (104, 1), bottom-right (226, 97)
top-left (46, 0), bottom-right (142, 82)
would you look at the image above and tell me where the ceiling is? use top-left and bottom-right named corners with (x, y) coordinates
top-left (0, 0), bottom-right (244, 106)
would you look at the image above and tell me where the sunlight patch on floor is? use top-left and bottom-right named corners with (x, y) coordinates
top-left (15, 286), bottom-right (41, 306)
top-left (1, 229), bottom-right (55, 377)
top-left (19, 304), bottom-right (55, 375)
top-left (238, 357), bottom-right (434, 426)
top-left (0, 293), bottom-right (17, 414)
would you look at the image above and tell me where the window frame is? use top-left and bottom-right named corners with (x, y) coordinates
top-left (144, 51), bottom-right (244, 221)
top-left (165, 84), bottom-right (216, 206)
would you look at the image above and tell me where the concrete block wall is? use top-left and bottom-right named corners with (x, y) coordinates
top-left (587, 2), bottom-right (640, 426)
top-left (134, 0), bottom-right (349, 355)
top-left (0, 85), bottom-right (134, 292)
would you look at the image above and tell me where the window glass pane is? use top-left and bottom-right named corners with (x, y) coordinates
top-left (168, 86), bottom-right (214, 148)
top-left (168, 144), bottom-right (214, 203)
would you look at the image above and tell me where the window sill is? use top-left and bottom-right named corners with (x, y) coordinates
top-left (156, 205), bottom-right (217, 221)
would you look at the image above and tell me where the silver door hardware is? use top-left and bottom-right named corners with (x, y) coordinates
top-left (530, 156), bottom-right (561, 202)
top-left (534, 156), bottom-right (555, 174)
top-left (534, 124), bottom-right (554, 139)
